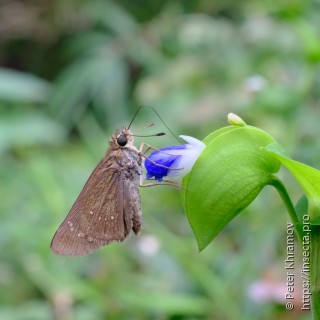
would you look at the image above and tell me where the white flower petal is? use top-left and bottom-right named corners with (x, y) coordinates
top-left (168, 135), bottom-right (205, 182)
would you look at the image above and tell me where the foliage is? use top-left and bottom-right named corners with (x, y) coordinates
top-left (182, 122), bottom-right (281, 251)
top-left (182, 114), bottom-right (320, 317)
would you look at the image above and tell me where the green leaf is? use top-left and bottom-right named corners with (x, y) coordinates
top-left (0, 113), bottom-right (66, 153)
top-left (202, 126), bottom-right (239, 144)
top-left (182, 126), bottom-right (280, 251)
top-left (265, 143), bottom-right (320, 224)
top-left (181, 126), bottom-right (238, 209)
top-left (0, 68), bottom-right (51, 103)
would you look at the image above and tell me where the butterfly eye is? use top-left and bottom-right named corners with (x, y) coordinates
top-left (117, 135), bottom-right (128, 147)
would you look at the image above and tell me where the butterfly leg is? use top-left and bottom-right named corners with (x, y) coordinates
top-left (139, 142), bottom-right (181, 157)
top-left (138, 143), bottom-right (183, 171)
top-left (139, 174), bottom-right (182, 189)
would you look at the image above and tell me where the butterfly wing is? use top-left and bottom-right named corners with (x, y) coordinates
top-left (51, 157), bottom-right (136, 256)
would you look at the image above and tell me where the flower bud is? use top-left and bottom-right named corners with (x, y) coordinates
top-left (228, 113), bottom-right (246, 127)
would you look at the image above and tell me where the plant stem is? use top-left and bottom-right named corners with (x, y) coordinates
top-left (270, 176), bottom-right (320, 319)
top-left (268, 176), bottom-right (302, 242)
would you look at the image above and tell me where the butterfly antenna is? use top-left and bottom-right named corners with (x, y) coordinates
top-left (127, 106), bottom-right (183, 144)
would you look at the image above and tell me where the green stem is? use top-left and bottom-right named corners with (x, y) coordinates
top-left (270, 176), bottom-right (320, 319)
top-left (268, 176), bottom-right (302, 243)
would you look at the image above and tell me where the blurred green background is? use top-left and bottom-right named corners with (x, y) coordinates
top-left (0, 0), bottom-right (319, 319)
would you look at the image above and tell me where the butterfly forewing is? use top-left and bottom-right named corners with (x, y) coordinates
top-left (51, 138), bottom-right (142, 256)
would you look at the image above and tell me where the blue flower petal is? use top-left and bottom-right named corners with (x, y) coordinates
top-left (144, 136), bottom-right (206, 183)
top-left (144, 145), bottom-right (187, 181)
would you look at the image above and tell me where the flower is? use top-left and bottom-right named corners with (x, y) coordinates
top-left (144, 135), bottom-right (206, 183)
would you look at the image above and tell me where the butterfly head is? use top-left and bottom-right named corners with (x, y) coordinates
top-left (111, 128), bottom-right (134, 149)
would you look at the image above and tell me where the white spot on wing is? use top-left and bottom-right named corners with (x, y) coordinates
top-left (67, 221), bottom-right (74, 231)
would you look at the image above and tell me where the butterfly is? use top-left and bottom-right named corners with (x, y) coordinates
top-left (51, 128), bottom-right (142, 256)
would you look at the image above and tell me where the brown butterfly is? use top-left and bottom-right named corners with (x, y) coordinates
top-left (51, 128), bottom-right (143, 256)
